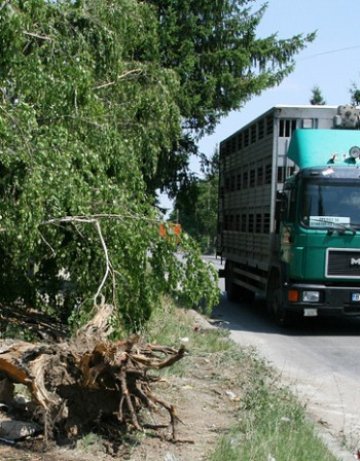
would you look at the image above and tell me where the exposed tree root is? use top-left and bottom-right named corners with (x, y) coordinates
top-left (0, 303), bottom-right (186, 445)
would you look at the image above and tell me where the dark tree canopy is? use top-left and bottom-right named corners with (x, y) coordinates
top-left (144, 0), bottom-right (315, 194)
top-left (147, 0), bottom-right (315, 133)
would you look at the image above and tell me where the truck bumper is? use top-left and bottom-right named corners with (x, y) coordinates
top-left (285, 283), bottom-right (360, 317)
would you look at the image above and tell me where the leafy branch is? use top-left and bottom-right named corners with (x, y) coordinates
top-left (94, 68), bottom-right (143, 91)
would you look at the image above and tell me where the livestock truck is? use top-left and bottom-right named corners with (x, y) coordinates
top-left (217, 104), bottom-right (360, 324)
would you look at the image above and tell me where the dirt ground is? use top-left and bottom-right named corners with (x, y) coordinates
top-left (0, 307), bottom-right (242, 461)
top-left (0, 355), bottom-right (240, 461)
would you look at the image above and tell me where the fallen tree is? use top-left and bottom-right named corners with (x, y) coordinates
top-left (0, 302), bottom-right (186, 444)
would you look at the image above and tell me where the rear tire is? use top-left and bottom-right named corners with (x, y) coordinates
top-left (225, 263), bottom-right (240, 302)
top-left (226, 278), bottom-right (239, 302)
top-left (225, 262), bottom-right (255, 303)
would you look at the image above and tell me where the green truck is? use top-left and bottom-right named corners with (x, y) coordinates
top-left (217, 104), bottom-right (360, 324)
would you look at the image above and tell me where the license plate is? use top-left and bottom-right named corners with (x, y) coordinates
top-left (304, 308), bottom-right (318, 317)
top-left (352, 293), bottom-right (360, 302)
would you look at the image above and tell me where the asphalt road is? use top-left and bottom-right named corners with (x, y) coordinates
top-left (203, 255), bottom-right (360, 458)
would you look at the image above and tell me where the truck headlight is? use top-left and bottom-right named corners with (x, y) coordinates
top-left (302, 290), bottom-right (320, 303)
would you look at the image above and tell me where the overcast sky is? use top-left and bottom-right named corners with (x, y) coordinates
top-left (161, 0), bottom-right (360, 213)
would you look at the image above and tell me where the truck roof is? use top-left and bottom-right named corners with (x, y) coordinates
top-left (221, 105), bottom-right (342, 144)
top-left (273, 104), bottom-right (338, 109)
top-left (287, 129), bottom-right (360, 169)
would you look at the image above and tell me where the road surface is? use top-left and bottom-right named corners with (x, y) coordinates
top-left (203, 255), bottom-right (360, 459)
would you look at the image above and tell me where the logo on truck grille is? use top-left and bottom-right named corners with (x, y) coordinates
top-left (350, 258), bottom-right (360, 266)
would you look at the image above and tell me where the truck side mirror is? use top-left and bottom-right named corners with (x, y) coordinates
top-left (276, 191), bottom-right (286, 221)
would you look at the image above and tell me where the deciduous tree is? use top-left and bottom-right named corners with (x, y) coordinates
top-left (171, 151), bottom-right (219, 254)
top-left (0, 0), bottom-right (217, 332)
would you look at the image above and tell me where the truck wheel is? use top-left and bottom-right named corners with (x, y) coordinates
top-left (272, 288), bottom-right (295, 327)
top-left (241, 286), bottom-right (255, 303)
top-left (225, 271), bottom-right (240, 302)
top-left (267, 273), bottom-right (295, 327)
top-left (225, 262), bottom-right (255, 303)
top-left (272, 289), bottom-right (285, 325)
top-left (266, 272), bottom-right (278, 315)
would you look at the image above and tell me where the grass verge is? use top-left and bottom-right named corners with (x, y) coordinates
top-left (210, 364), bottom-right (339, 461)
top-left (145, 298), bottom-right (340, 461)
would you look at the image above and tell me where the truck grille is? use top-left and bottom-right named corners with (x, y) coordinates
top-left (326, 249), bottom-right (360, 278)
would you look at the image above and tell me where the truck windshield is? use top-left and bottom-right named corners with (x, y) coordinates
top-left (301, 179), bottom-right (360, 230)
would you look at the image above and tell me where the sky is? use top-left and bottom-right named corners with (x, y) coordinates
top-left (160, 0), bottom-right (360, 214)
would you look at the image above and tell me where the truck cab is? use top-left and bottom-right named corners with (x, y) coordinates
top-left (274, 129), bottom-right (360, 323)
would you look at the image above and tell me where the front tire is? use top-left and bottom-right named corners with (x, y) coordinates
top-left (268, 278), bottom-right (295, 327)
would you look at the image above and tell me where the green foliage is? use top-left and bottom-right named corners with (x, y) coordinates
top-left (350, 82), bottom-right (360, 106)
top-left (148, 0), bottom-right (315, 134)
top-left (310, 85), bottom-right (326, 105)
top-left (171, 151), bottom-right (219, 254)
top-left (144, 0), bottom-right (316, 195)
top-left (0, 0), bottom-right (218, 331)
top-left (0, 0), bottom-right (315, 331)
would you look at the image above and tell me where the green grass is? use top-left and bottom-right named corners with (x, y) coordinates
top-left (145, 296), bottom-right (233, 353)
top-left (209, 350), bottom-right (340, 461)
top-left (145, 299), bottom-right (340, 461)
top-left (76, 432), bottom-right (106, 454)
top-left (210, 381), bottom-right (339, 461)
top-left (143, 297), bottom-right (235, 376)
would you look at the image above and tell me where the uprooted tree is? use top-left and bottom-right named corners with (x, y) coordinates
top-left (0, 303), bottom-right (187, 442)
top-left (0, 0), bottom-right (314, 331)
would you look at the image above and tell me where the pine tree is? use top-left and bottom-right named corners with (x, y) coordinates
top-left (310, 86), bottom-right (326, 105)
